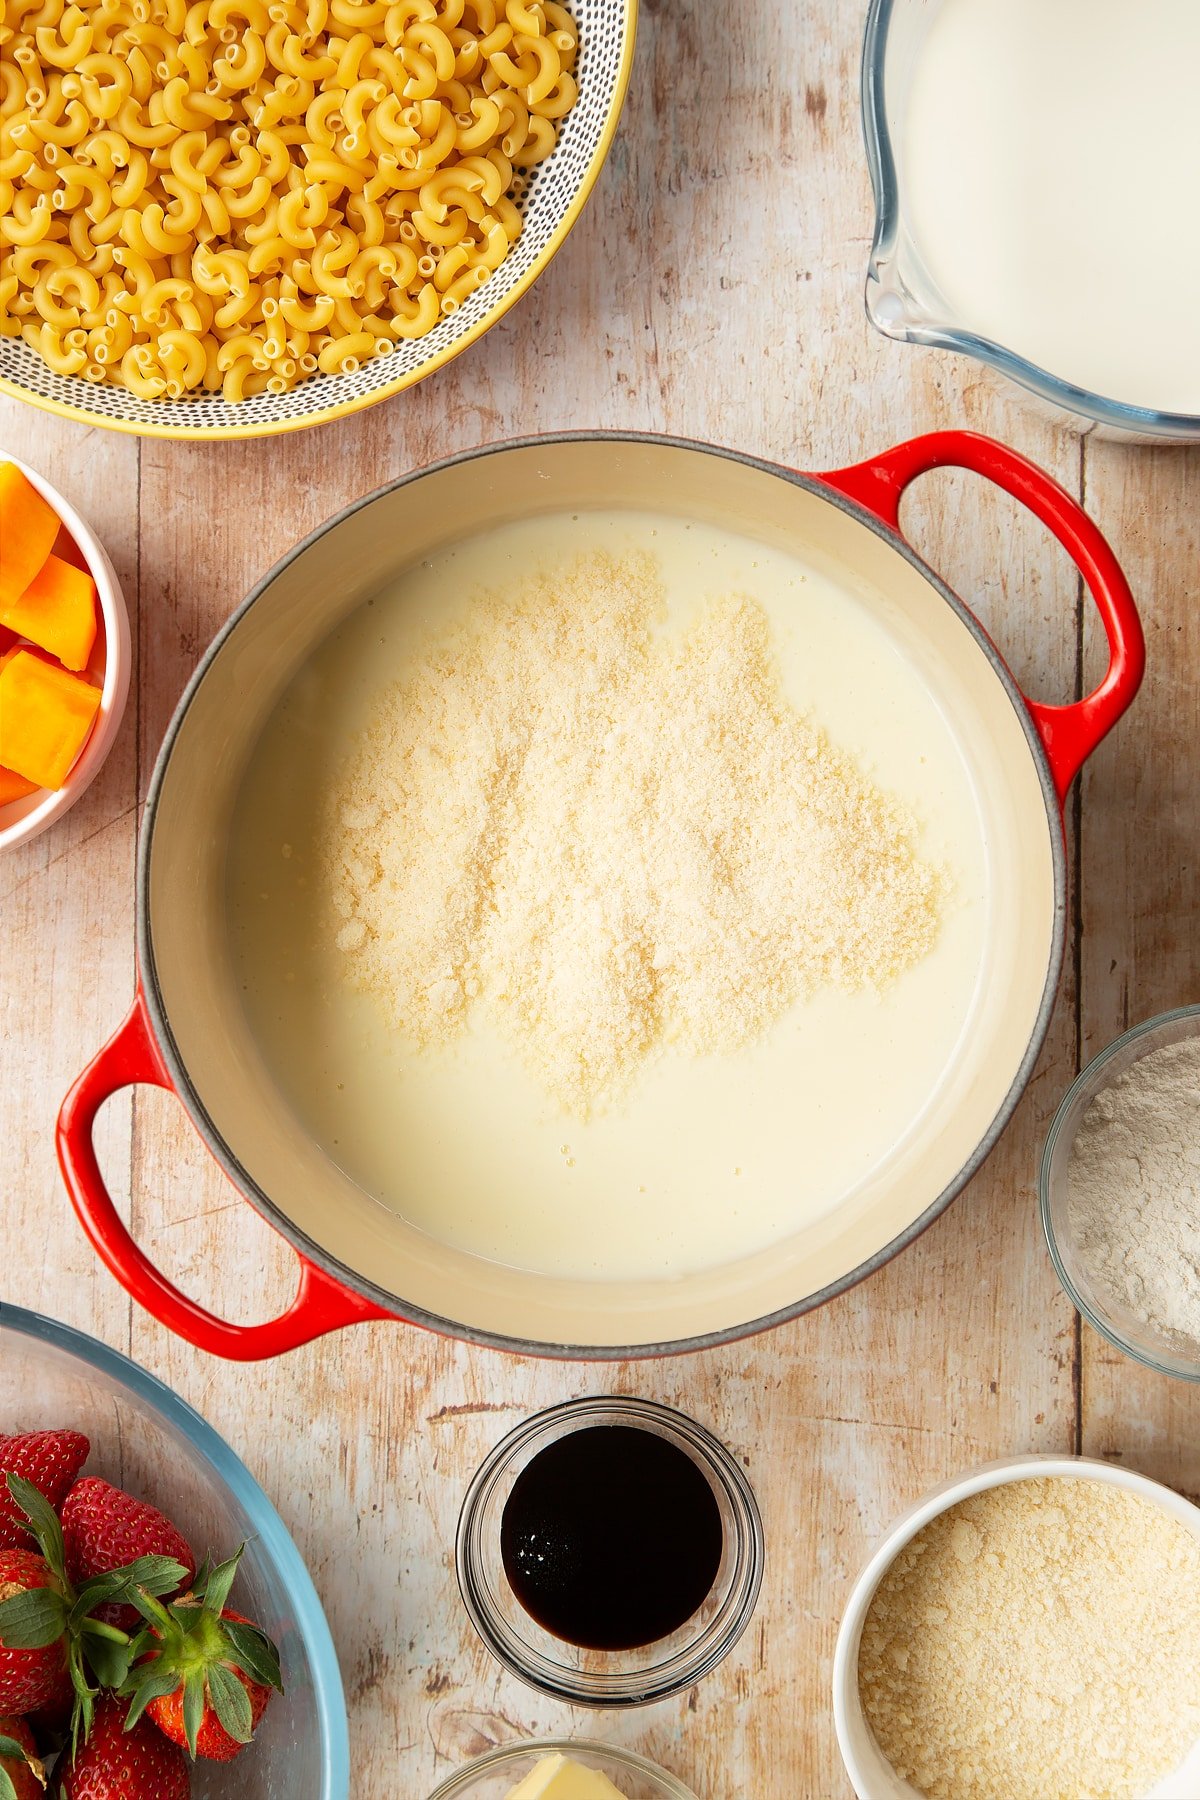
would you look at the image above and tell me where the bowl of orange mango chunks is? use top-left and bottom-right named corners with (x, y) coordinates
top-left (0, 457), bottom-right (130, 850)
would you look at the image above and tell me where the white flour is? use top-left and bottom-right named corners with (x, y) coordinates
top-left (1067, 1036), bottom-right (1200, 1349)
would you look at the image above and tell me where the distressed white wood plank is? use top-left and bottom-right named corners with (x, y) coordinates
top-left (1077, 440), bottom-right (1200, 1505)
top-left (0, 412), bottom-right (139, 1355)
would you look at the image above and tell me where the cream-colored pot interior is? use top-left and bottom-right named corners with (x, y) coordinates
top-left (142, 438), bottom-right (1060, 1352)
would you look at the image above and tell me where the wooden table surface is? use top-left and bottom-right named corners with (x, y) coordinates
top-left (3, 2), bottom-right (1199, 1793)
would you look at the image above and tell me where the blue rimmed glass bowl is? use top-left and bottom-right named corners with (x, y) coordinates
top-left (0, 1303), bottom-right (349, 1798)
top-left (860, 0), bottom-right (1200, 441)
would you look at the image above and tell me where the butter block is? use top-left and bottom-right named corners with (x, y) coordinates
top-left (505, 1752), bottom-right (628, 1800)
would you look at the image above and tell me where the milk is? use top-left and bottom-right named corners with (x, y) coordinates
top-left (226, 513), bottom-right (989, 1283)
top-left (901, 0), bottom-right (1200, 414)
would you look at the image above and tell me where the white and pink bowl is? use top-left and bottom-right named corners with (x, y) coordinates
top-left (0, 452), bottom-right (131, 850)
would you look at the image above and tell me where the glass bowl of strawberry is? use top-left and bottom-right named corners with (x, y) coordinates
top-left (0, 1303), bottom-right (348, 1799)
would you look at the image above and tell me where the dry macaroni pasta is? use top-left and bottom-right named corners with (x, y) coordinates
top-left (0, 0), bottom-right (579, 402)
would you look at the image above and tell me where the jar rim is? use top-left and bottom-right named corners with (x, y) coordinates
top-left (454, 1395), bottom-right (765, 1706)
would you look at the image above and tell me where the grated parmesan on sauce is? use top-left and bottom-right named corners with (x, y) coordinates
top-left (323, 549), bottom-right (944, 1115)
top-left (859, 1477), bottom-right (1200, 1800)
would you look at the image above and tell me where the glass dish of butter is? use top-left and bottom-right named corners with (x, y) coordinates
top-left (426, 1739), bottom-right (699, 1799)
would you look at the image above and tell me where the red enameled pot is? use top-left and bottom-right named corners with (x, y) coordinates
top-left (57, 431), bottom-right (1143, 1360)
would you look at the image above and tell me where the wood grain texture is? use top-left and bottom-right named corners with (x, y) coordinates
top-left (1, 0), bottom-right (1196, 1794)
top-left (1077, 441), bottom-right (1200, 1505)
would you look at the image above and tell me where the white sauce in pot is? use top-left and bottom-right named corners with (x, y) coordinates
top-left (225, 512), bottom-right (989, 1283)
top-left (901, 0), bottom-right (1200, 415)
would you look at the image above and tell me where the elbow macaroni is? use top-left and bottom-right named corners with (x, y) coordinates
top-left (0, 0), bottom-right (578, 401)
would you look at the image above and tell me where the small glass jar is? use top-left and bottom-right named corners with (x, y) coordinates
top-left (455, 1396), bottom-right (764, 1705)
top-left (427, 1738), bottom-right (700, 1800)
top-left (1040, 1004), bottom-right (1200, 1382)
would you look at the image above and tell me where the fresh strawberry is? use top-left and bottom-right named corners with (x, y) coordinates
top-left (61, 1484), bottom-right (195, 1632)
top-left (0, 1477), bottom-right (190, 1756)
top-left (53, 1694), bottom-right (189, 1799)
top-left (0, 1436), bottom-right (89, 1553)
top-left (0, 1715), bottom-right (46, 1800)
top-left (143, 1608), bottom-right (272, 1764)
top-left (121, 1550), bottom-right (281, 1762)
top-left (25, 1666), bottom-right (74, 1750)
top-left (0, 1548), bottom-right (68, 1713)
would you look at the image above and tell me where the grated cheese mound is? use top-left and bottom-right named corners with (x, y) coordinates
top-left (324, 550), bottom-right (944, 1114)
top-left (858, 1477), bottom-right (1200, 1800)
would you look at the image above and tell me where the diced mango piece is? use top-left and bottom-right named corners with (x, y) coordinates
top-left (0, 647), bottom-right (101, 789)
top-left (0, 765), bottom-right (39, 806)
top-left (2, 552), bottom-right (98, 670)
top-left (0, 463), bottom-right (59, 609)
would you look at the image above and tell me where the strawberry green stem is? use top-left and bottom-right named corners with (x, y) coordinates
top-left (79, 1618), bottom-right (131, 1644)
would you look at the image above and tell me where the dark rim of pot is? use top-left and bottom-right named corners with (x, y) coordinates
top-left (137, 430), bottom-right (1067, 1360)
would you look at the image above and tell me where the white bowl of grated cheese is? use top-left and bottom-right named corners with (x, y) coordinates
top-left (832, 1455), bottom-right (1200, 1800)
top-left (1041, 1005), bottom-right (1200, 1382)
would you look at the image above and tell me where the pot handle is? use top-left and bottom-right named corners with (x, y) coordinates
top-left (816, 430), bottom-right (1145, 807)
top-left (56, 992), bottom-right (396, 1360)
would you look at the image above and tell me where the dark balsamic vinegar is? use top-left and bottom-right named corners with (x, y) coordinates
top-left (500, 1424), bottom-right (724, 1651)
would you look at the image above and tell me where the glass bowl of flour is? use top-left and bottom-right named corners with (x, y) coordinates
top-left (1041, 1006), bottom-right (1200, 1380)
